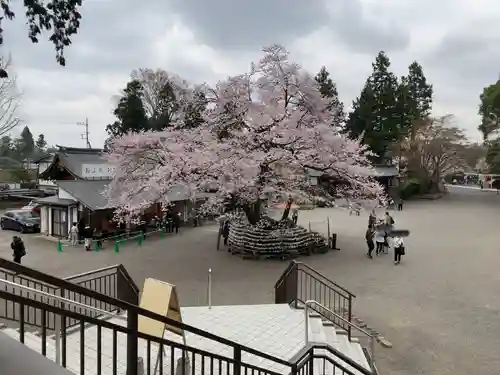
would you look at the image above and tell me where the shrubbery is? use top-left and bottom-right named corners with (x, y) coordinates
top-left (399, 178), bottom-right (422, 199)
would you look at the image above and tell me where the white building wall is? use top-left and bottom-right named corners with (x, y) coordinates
top-left (48, 207), bottom-right (52, 235)
top-left (40, 206), bottom-right (49, 235)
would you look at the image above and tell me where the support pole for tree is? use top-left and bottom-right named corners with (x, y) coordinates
top-left (327, 217), bottom-right (331, 239)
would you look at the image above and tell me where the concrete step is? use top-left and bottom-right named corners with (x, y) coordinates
top-left (321, 321), bottom-right (338, 343)
top-left (350, 341), bottom-right (371, 371)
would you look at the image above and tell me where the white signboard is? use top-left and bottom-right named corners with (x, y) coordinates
top-left (81, 164), bottom-right (116, 178)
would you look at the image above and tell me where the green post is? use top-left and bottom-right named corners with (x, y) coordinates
top-left (114, 239), bottom-right (119, 253)
top-left (57, 240), bottom-right (63, 252)
top-left (94, 240), bottom-right (100, 252)
top-left (159, 228), bottom-right (164, 238)
top-left (138, 235), bottom-right (143, 246)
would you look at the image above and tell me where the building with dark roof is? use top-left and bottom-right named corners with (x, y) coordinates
top-left (35, 146), bottom-right (212, 238)
top-left (34, 147), bottom-right (112, 237)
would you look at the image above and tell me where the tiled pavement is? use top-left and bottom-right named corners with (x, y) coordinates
top-left (0, 186), bottom-right (499, 375)
top-left (1, 304), bottom-right (371, 375)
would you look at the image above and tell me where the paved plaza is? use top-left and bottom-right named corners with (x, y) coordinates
top-left (1, 186), bottom-right (499, 375)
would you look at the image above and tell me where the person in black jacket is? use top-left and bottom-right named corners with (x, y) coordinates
top-left (11, 236), bottom-right (26, 264)
top-left (84, 226), bottom-right (93, 251)
top-left (222, 220), bottom-right (230, 245)
top-left (77, 218), bottom-right (86, 244)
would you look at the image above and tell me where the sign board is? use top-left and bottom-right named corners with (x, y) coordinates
top-left (81, 164), bottom-right (116, 178)
top-left (138, 278), bottom-right (184, 338)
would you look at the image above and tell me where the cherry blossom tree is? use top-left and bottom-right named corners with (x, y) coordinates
top-left (106, 45), bottom-right (385, 225)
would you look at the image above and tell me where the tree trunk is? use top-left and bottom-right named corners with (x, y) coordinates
top-left (280, 197), bottom-right (294, 221)
top-left (242, 199), bottom-right (261, 225)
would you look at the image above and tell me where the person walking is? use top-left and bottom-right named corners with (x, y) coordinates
top-left (11, 236), bottom-right (26, 264)
top-left (393, 236), bottom-right (405, 265)
top-left (70, 222), bottom-right (79, 246)
top-left (173, 212), bottom-right (181, 234)
top-left (222, 220), bottom-right (230, 246)
top-left (292, 209), bottom-right (299, 225)
top-left (365, 225), bottom-right (375, 259)
top-left (368, 210), bottom-right (377, 227)
top-left (397, 197), bottom-right (403, 211)
top-left (383, 212), bottom-right (394, 254)
top-left (77, 218), bottom-right (85, 244)
top-left (374, 224), bottom-right (385, 256)
top-left (84, 226), bottom-right (93, 251)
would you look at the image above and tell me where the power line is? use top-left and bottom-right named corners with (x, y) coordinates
top-left (77, 118), bottom-right (91, 149)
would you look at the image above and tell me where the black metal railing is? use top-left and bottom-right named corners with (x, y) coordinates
top-left (0, 261), bottom-right (139, 330)
top-left (295, 344), bottom-right (372, 375)
top-left (0, 289), bottom-right (372, 375)
top-left (0, 258), bottom-right (373, 375)
top-left (274, 260), bottom-right (356, 339)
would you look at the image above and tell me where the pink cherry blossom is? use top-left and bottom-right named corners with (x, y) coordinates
top-left (105, 44), bottom-right (386, 221)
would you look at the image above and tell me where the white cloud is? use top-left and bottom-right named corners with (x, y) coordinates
top-left (3, 0), bottom-right (498, 147)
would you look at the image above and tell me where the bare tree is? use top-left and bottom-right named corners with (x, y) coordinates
top-left (403, 115), bottom-right (467, 191)
top-left (0, 56), bottom-right (21, 136)
top-left (130, 68), bottom-right (181, 129)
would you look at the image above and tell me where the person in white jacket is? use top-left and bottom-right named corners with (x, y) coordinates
top-left (374, 224), bottom-right (386, 255)
top-left (393, 236), bottom-right (405, 265)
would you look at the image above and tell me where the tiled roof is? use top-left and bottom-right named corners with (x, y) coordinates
top-left (35, 195), bottom-right (76, 207)
top-left (57, 147), bottom-right (107, 179)
top-left (55, 180), bottom-right (111, 211)
top-left (55, 180), bottom-right (214, 211)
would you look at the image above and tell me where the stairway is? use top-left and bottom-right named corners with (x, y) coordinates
top-left (0, 304), bottom-right (372, 375)
top-left (306, 312), bottom-right (371, 374)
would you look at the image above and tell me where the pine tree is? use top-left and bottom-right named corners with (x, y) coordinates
top-left (400, 61), bottom-right (433, 136)
top-left (315, 67), bottom-right (345, 127)
top-left (346, 51), bottom-right (399, 163)
top-left (35, 134), bottom-right (47, 150)
top-left (19, 126), bottom-right (35, 157)
top-left (106, 80), bottom-right (148, 137)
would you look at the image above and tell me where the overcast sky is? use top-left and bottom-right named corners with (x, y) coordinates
top-left (3, 0), bottom-right (499, 147)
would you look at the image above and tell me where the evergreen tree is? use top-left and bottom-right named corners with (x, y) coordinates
top-left (402, 62), bottom-right (433, 121)
top-left (35, 134), bottom-right (47, 150)
top-left (346, 51), bottom-right (399, 162)
top-left (478, 79), bottom-right (500, 141)
top-left (19, 126), bottom-right (35, 157)
top-left (398, 62), bottom-right (433, 173)
top-left (106, 80), bottom-right (148, 137)
top-left (315, 67), bottom-right (345, 126)
top-left (486, 138), bottom-right (500, 174)
top-left (0, 135), bottom-right (12, 157)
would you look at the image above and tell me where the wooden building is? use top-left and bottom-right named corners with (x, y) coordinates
top-left (35, 146), bottom-right (213, 238)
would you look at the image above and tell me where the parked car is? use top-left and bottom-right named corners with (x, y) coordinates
top-left (0, 210), bottom-right (40, 233)
top-left (21, 200), bottom-right (41, 213)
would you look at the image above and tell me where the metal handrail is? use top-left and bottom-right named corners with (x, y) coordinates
top-left (0, 274), bottom-right (292, 367)
top-left (0, 278), bottom-right (127, 321)
top-left (0, 278), bottom-right (373, 374)
top-left (63, 264), bottom-right (123, 281)
top-left (274, 261), bottom-right (296, 289)
top-left (297, 262), bottom-right (356, 298)
top-left (0, 277), bottom-right (127, 366)
top-left (304, 299), bottom-right (375, 371)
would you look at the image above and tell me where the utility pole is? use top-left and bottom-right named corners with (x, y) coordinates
top-left (77, 118), bottom-right (91, 148)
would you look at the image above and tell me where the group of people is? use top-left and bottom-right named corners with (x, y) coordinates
top-left (69, 221), bottom-right (108, 251)
top-left (365, 210), bottom-right (405, 265)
